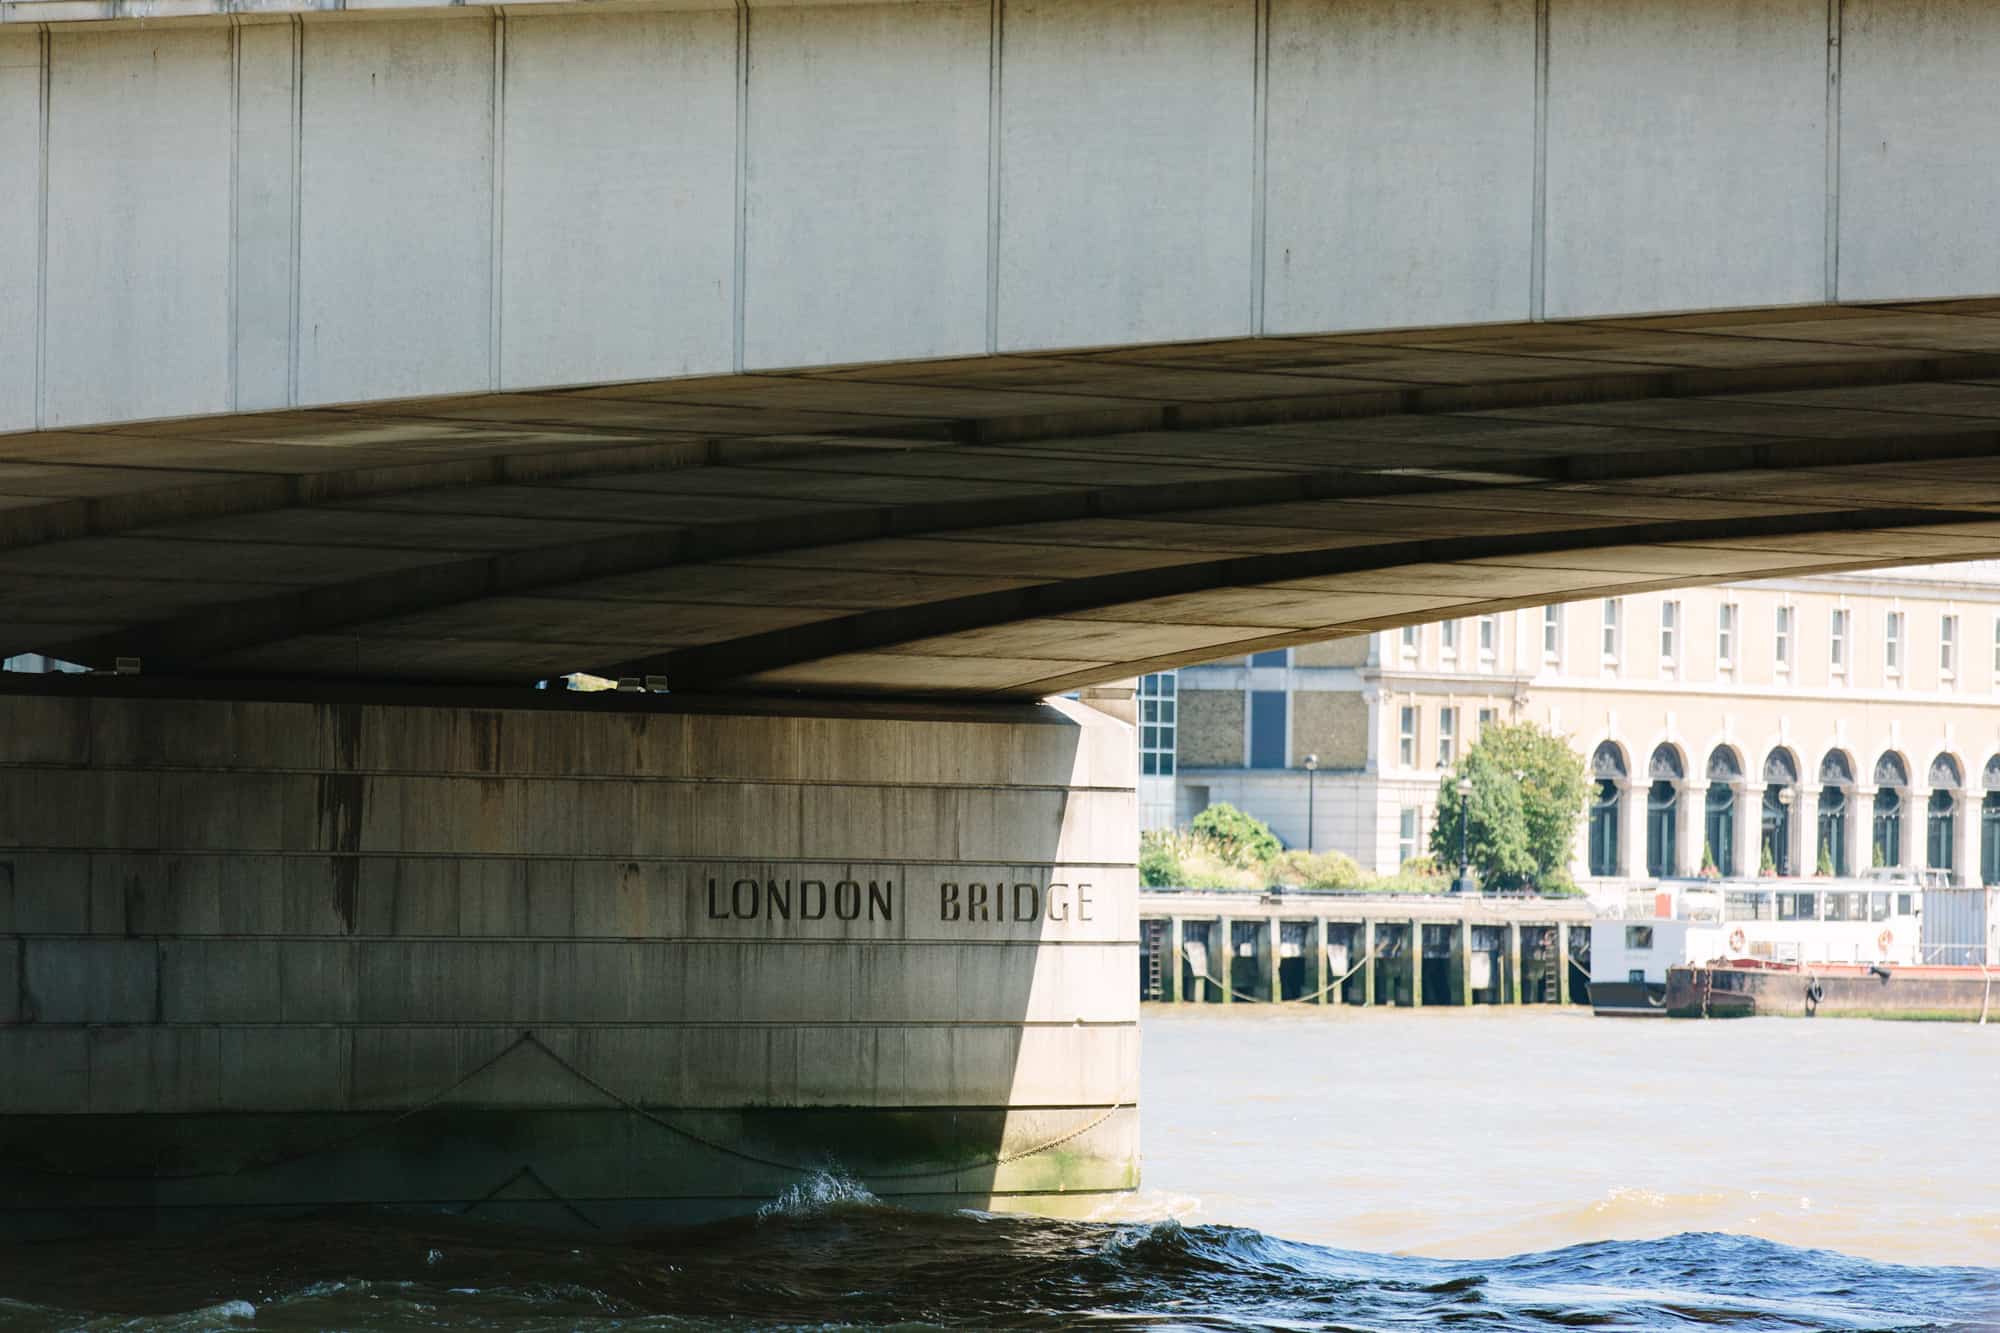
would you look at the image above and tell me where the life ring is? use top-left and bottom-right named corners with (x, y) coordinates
top-left (1727, 928), bottom-right (1746, 953)
top-left (1877, 928), bottom-right (1893, 955)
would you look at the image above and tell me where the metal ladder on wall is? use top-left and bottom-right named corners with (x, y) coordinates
top-left (1144, 922), bottom-right (1166, 1001)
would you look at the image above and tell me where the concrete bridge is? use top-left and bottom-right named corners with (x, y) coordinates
top-left (5, 0), bottom-right (2000, 1231)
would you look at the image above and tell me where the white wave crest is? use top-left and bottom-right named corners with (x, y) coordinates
top-left (757, 1171), bottom-right (880, 1219)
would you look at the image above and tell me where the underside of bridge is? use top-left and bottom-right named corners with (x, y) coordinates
top-left (10, 300), bottom-right (2000, 696)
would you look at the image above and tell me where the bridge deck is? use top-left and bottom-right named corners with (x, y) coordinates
top-left (9, 299), bottom-right (2000, 695)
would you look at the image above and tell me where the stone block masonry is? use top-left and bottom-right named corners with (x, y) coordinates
top-left (0, 679), bottom-right (1138, 1234)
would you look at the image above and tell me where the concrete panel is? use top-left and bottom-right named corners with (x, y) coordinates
top-left (1263, 0), bottom-right (1536, 332)
top-left (743, 1), bottom-right (989, 368)
top-left (1838, 0), bottom-right (2000, 300)
top-left (42, 26), bottom-right (233, 426)
top-left (23, 938), bottom-right (156, 1023)
top-left (1543, 0), bottom-right (1828, 317)
top-left (499, 10), bottom-right (736, 388)
top-left (233, 21), bottom-right (299, 411)
top-left (997, 0), bottom-right (1256, 349)
top-left (0, 31), bottom-right (39, 433)
top-left (296, 18), bottom-right (493, 404)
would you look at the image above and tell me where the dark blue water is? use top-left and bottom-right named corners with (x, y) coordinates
top-left (1, 1181), bottom-right (1994, 1331)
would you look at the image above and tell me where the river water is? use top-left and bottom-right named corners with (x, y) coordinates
top-left (1, 1009), bottom-right (1995, 1330)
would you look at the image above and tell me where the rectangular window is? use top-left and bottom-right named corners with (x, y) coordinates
top-left (1725, 890), bottom-right (1775, 921)
top-left (1602, 599), bottom-right (1622, 661)
top-left (1138, 672), bottom-right (1176, 776)
top-left (1941, 614), bottom-right (1958, 678)
top-left (1775, 605), bottom-right (1793, 670)
top-left (1248, 690), bottom-right (1287, 768)
top-left (1477, 706), bottom-right (1497, 735)
top-left (1717, 602), bottom-right (1738, 667)
top-left (1400, 624), bottom-right (1418, 658)
top-left (1398, 807), bottom-right (1419, 864)
top-left (1626, 926), bottom-right (1654, 950)
top-left (1886, 611), bottom-right (1904, 676)
top-left (1437, 707), bottom-right (1457, 768)
top-left (1777, 892), bottom-right (1820, 922)
top-left (1993, 618), bottom-right (2000, 675)
top-left (1249, 649), bottom-right (1289, 668)
top-left (1543, 605), bottom-right (1562, 660)
top-left (1831, 608), bottom-right (1849, 674)
top-left (1398, 706), bottom-right (1417, 767)
top-left (1659, 600), bottom-right (1679, 664)
top-left (1478, 614), bottom-right (1497, 659)
top-left (1440, 619), bottom-right (1460, 655)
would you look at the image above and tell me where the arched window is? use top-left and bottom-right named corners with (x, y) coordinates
top-left (1873, 752), bottom-right (1909, 869)
top-left (1761, 749), bottom-right (1799, 877)
top-left (1928, 754), bottom-right (1964, 875)
top-left (1646, 745), bottom-right (1682, 878)
top-left (1817, 751), bottom-right (1853, 877)
top-left (1704, 746), bottom-right (1741, 877)
top-left (1982, 756), bottom-right (2000, 887)
top-left (1589, 742), bottom-right (1626, 877)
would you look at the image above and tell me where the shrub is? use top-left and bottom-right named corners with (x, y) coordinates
top-left (1270, 848), bottom-right (1364, 890)
top-left (1191, 802), bottom-right (1281, 868)
top-left (1366, 868), bottom-right (1451, 893)
top-left (1138, 828), bottom-right (1184, 888)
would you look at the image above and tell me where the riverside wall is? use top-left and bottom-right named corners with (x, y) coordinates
top-left (0, 680), bottom-right (1137, 1233)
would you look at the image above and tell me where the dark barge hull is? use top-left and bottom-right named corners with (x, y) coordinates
top-left (1588, 979), bottom-right (1667, 1016)
top-left (1665, 963), bottom-right (1999, 1020)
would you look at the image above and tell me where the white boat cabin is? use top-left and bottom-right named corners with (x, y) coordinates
top-left (1589, 878), bottom-right (1925, 1014)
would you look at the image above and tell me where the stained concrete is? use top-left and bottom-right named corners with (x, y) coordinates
top-left (0, 681), bottom-right (1138, 1232)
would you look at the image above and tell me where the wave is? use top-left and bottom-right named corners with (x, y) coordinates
top-left (754, 1170), bottom-right (883, 1220)
top-left (0, 1208), bottom-right (1993, 1331)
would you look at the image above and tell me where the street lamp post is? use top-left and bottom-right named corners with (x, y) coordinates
top-left (1454, 776), bottom-right (1475, 894)
top-left (1304, 753), bottom-right (1318, 852)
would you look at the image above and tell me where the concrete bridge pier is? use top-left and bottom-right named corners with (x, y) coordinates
top-left (0, 681), bottom-right (1137, 1235)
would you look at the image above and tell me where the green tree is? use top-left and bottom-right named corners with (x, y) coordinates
top-left (1429, 721), bottom-right (1589, 894)
top-left (1191, 802), bottom-right (1281, 868)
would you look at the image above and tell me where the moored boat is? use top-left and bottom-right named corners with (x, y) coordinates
top-left (1590, 877), bottom-right (1931, 1018)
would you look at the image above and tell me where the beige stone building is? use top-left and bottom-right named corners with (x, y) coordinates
top-left (1151, 563), bottom-right (2000, 895)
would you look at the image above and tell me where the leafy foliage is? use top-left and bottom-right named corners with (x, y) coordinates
top-left (1191, 802), bottom-right (1282, 868)
top-left (1428, 721), bottom-right (1589, 894)
top-left (1269, 849), bottom-right (1365, 890)
top-left (1138, 828), bottom-right (1183, 888)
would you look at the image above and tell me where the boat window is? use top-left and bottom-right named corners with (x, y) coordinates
top-left (1824, 891), bottom-right (1865, 922)
top-left (1870, 893), bottom-right (1892, 922)
top-left (1724, 889), bottom-right (1774, 921)
top-left (1776, 892), bottom-right (1819, 921)
top-left (1628, 969), bottom-right (1646, 985)
top-left (1625, 926), bottom-right (1654, 950)
top-left (1896, 892), bottom-right (1914, 916)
